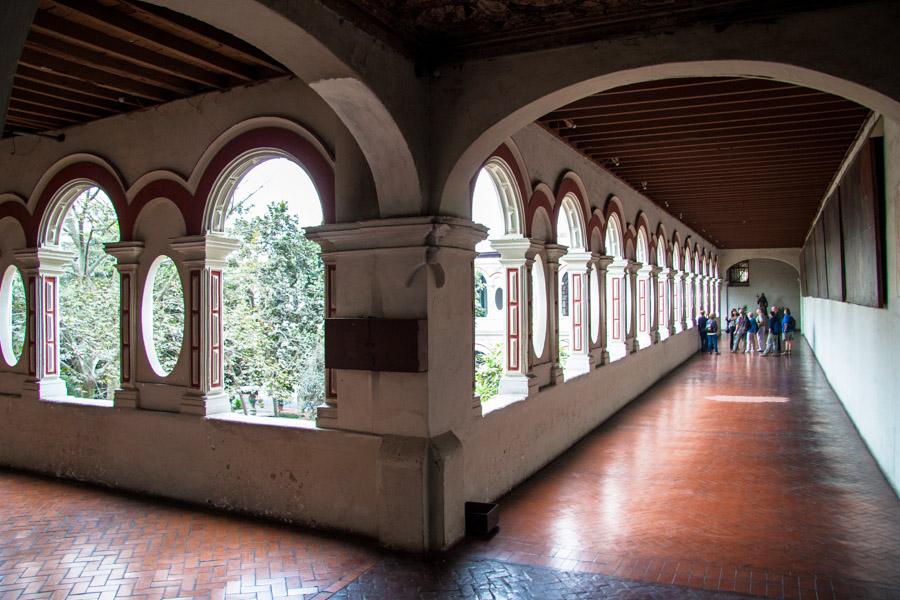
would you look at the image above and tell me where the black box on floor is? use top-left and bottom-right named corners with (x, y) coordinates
top-left (465, 501), bottom-right (499, 536)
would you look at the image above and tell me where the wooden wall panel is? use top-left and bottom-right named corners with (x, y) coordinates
top-left (814, 219), bottom-right (828, 299)
top-left (840, 141), bottom-right (884, 307)
top-left (802, 238), bottom-right (818, 298)
top-left (823, 192), bottom-right (845, 301)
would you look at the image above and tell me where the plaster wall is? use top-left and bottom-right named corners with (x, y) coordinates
top-left (725, 259), bottom-right (801, 328)
top-left (801, 118), bottom-right (900, 494)
top-left (0, 396), bottom-right (382, 535)
top-left (463, 329), bottom-right (697, 502)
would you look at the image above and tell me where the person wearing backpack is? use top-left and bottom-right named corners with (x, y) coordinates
top-left (782, 308), bottom-right (796, 355)
top-left (745, 308), bottom-right (760, 353)
top-left (706, 313), bottom-right (720, 354)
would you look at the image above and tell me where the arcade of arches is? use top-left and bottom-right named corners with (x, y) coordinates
top-left (0, 1), bottom-right (898, 597)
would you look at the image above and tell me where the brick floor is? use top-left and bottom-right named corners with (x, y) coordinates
top-left (0, 338), bottom-right (898, 599)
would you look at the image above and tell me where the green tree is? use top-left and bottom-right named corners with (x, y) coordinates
top-left (58, 187), bottom-right (120, 400)
top-left (224, 200), bottom-right (324, 418)
top-left (8, 272), bottom-right (26, 363)
top-left (475, 344), bottom-right (503, 402)
top-left (149, 258), bottom-right (184, 374)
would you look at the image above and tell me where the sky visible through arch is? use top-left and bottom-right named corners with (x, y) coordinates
top-left (231, 158), bottom-right (323, 228)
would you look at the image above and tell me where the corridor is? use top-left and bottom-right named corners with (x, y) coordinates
top-left (1, 340), bottom-right (898, 599)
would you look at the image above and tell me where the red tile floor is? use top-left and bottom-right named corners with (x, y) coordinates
top-left (1, 338), bottom-right (898, 599)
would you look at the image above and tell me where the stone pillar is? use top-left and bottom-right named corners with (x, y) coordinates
top-left (626, 260), bottom-right (640, 354)
top-left (559, 251), bottom-right (591, 376)
top-left (636, 263), bottom-right (654, 349)
top-left (591, 255), bottom-right (613, 367)
top-left (171, 235), bottom-right (239, 416)
top-left (666, 270), bottom-right (677, 336)
top-left (104, 241), bottom-right (144, 408)
top-left (490, 238), bottom-right (541, 397)
top-left (14, 247), bottom-right (74, 400)
top-left (686, 273), bottom-right (697, 326)
top-left (649, 266), bottom-right (662, 343)
top-left (678, 272), bottom-right (689, 331)
top-left (304, 217), bottom-right (486, 552)
top-left (606, 260), bottom-right (627, 361)
top-left (544, 244), bottom-right (566, 384)
top-left (318, 254), bottom-right (338, 422)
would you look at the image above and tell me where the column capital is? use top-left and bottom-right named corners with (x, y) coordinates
top-left (559, 250), bottom-right (593, 270)
top-left (104, 241), bottom-right (145, 265)
top-left (171, 234), bottom-right (239, 268)
top-left (625, 260), bottom-right (642, 275)
top-left (592, 254), bottom-right (614, 270)
top-left (544, 243), bottom-right (567, 263)
top-left (490, 237), bottom-right (543, 262)
top-left (13, 246), bottom-right (75, 276)
top-left (305, 216), bottom-right (487, 253)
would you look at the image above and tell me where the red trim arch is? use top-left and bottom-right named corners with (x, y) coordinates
top-left (0, 199), bottom-right (32, 243)
top-left (193, 126), bottom-right (336, 232)
top-left (525, 185), bottom-right (555, 239)
top-left (587, 209), bottom-right (605, 254)
top-left (656, 224), bottom-right (670, 268)
top-left (33, 162), bottom-right (128, 245)
top-left (128, 178), bottom-right (194, 240)
top-left (603, 195), bottom-right (626, 237)
top-left (683, 237), bottom-right (694, 273)
top-left (633, 212), bottom-right (652, 263)
top-left (553, 172), bottom-right (591, 230)
top-left (472, 141), bottom-right (531, 212)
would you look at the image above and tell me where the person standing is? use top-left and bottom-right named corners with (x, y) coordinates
top-left (770, 306), bottom-right (783, 354)
top-left (697, 310), bottom-right (708, 353)
top-left (782, 308), bottom-right (796, 355)
top-left (755, 308), bottom-right (767, 351)
top-left (757, 292), bottom-right (768, 316)
top-left (726, 309), bottom-right (737, 351)
top-left (707, 313), bottom-right (720, 354)
top-left (745, 308), bottom-right (760, 353)
top-left (732, 308), bottom-right (748, 352)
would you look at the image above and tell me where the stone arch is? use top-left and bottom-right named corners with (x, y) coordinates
top-left (195, 122), bottom-right (336, 235)
top-left (717, 249), bottom-right (801, 275)
top-left (526, 184), bottom-right (555, 241)
top-left (476, 155), bottom-right (527, 239)
top-left (554, 172), bottom-right (591, 232)
top-left (556, 193), bottom-right (587, 251)
top-left (142, 0), bottom-right (421, 219)
top-left (36, 160), bottom-right (127, 246)
top-left (604, 211), bottom-right (624, 259)
top-left (587, 209), bottom-right (605, 254)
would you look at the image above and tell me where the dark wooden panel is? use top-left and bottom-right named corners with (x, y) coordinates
top-left (823, 192), bottom-right (845, 301)
top-left (814, 218), bottom-right (828, 299)
top-left (802, 239), bottom-right (818, 298)
top-left (325, 318), bottom-right (427, 372)
top-left (840, 140), bottom-right (884, 307)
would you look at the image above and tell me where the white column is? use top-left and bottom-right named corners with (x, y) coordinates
top-left (559, 251), bottom-right (592, 377)
top-left (677, 272), bottom-right (689, 331)
top-left (171, 235), bottom-right (240, 416)
top-left (606, 260), bottom-right (627, 361)
top-left (591, 255), bottom-right (613, 367)
top-left (649, 265), bottom-right (662, 343)
top-left (636, 263), bottom-right (654, 349)
top-left (491, 238), bottom-right (540, 397)
top-left (545, 244), bottom-right (566, 384)
top-left (104, 241), bottom-right (144, 408)
top-left (14, 247), bottom-right (74, 400)
top-left (626, 260), bottom-right (640, 354)
top-left (664, 269), bottom-right (676, 337)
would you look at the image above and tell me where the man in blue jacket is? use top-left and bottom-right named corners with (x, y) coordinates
top-left (697, 310), bottom-right (708, 353)
top-left (769, 307), bottom-right (783, 354)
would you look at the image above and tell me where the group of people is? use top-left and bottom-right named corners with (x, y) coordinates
top-left (696, 292), bottom-right (796, 356)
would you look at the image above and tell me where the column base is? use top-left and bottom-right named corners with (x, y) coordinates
top-left (113, 388), bottom-right (139, 409)
top-left (627, 336), bottom-right (639, 354)
top-left (652, 330), bottom-right (661, 343)
top-left (498, 373), bottom-right (534, 397)
top-left (564, 353), bottom-right (591, 378)
top-left (181, 389), bottom-right (231, 415)
top-left (637, 334), bottom-right (653, 350)
top-left (316, 404), bottom-right (338, 426)
top-left (21, 377), bottom-right (67, 401)
top-left (607, 342), bottom-right (627, 362)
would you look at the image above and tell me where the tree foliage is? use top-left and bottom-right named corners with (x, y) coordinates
top-left (475, 344), bottom-right (503, 402)
top-left (223, 200), bottom-right (324, 418)
top-left (149, 258), bottom-right (184, 374)
top-left (58, 188), bottom-right (120, 400)
top-left (8, 271), bottom-right (26, 363)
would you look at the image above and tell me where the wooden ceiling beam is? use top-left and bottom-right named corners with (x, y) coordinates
top-left (10, 87), bottom-right (110, 119)
top-left (15, 65), bottom-right (142, 106)
top-left (47, 0), bottom-right (258, 81)
top-left (18, 48), bottom-right (174, 102)
top-left (612, 158), bottom-right (843, 178)
top-left (31, 11), bottom-right (227, 89)
top-left (25, 33), bottom-right (198, 95)
top-left (13, 77), bottom-right (130, 112)
top-left (6, 103), bottom-right (78, 126)
top-left (586, 141), bottom-right (853, 163)
top-left (629, 170), bottom-right (838, 190)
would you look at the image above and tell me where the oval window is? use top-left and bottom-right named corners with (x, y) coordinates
top-left (494, 287), bottom-right (503, 311)
top-left (143, 257), bottom-right (184, 376)
top-left (0, 266), bottom-right (26, 366)
top-left (531, 254), bottom-right (547, 357)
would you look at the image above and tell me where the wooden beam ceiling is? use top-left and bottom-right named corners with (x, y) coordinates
top-left (538, 77), bottom-right (871, 249)
top-left (4, 0), bottom-right (287, 139)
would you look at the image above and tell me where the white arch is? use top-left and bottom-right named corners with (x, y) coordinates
top-left (605, 214), bottom-right (623, 259)
top-left (557, 193), bottom-right (586, 250)
top-left (478, 158), bottom-right (526, 238)
top-left (636, 229), bottom-right (649, 264)
top-left (39, 181), bottom-right (116, 246)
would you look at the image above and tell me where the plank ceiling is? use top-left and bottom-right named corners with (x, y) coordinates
top-left (539, 77), bottom-right (871, 249)
top-left (4, 0), bottom-right (286, 139)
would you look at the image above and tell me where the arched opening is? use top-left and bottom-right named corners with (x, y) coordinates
top-left (556, 193), bottom-right (587, 376)
top-left (657, 242), bottom-right (669, 341)
top-left (672, 241), bottom-right (683, 332)
top-left (44, 185), bottom-right (121, 401)
top-left (605, 214), bottom-right (626, 361)
top-left (684, 246), bottom-right (694, 328)
top-left (635, 229), bottom-right (652, 349)
top-left (142, 256), bottom-right (185, 377)
top-left (0, 266), bottom-right (26, 367)
top-left (724, 258), bottom-right (801, 331)
top-left (471, 159), bottom-right (527, 401)
top-left (216, 156), bottom-right (325, 419)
